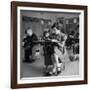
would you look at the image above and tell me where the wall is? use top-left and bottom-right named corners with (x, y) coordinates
top-left (21, 11), bottom-right (79, 24)
top-left (0, 0), bottom-right (89, 90)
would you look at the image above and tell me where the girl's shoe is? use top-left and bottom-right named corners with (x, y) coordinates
top-left (57, 71), bottom-right (61, 75)
top-left (57, 67), bottom-right (62, 75)
top-left (45, 72), bottom-right (52, 76)
top-left (49, 71), bottom-right (58, 76)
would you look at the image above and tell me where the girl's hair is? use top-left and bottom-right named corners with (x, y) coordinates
top-left (51, 23), bottom-right (57, 29)
top-left (25, 27), bottom-right (31, 34)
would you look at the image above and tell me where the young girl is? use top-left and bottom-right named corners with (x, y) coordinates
top-left (43, 29), bottom-right (53, 75)
top-left (49, 25), bottom-right (67, 75)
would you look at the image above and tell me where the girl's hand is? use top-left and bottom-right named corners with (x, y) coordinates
top-left (51, 39), bottom-right (58, 42)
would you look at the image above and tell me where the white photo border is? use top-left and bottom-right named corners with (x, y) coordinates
top-left (17, 6), bottom-right (84, 84)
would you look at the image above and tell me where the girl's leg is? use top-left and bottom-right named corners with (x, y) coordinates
top-left (49, 54), bottom-right (57, 75)
top-left (51, 53), bottom-right (59, 75)
top-left (57, 62), bottom-right (62, 72)
top-left (53, 53), bottom-right (60, 69)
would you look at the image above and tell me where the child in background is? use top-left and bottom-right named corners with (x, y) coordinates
top-left (22, 27), bottom-right (38, 63)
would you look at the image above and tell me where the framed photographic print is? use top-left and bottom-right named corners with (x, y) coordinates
top-left (11, 1), bottom-right (88, 89)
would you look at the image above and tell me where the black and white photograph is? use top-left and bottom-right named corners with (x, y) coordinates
top-left (20, 10), bottom-right (80, 78)
top-left (11, 1), bottom-right (87, 88)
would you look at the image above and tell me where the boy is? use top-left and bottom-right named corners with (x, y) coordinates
top-left (22, 27), bottom-right (38, 63)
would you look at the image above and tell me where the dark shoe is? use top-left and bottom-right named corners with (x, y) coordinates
top-left (53, 72), bottom-right (58, 76)
top-left (51, 70), bottom-right (61, 76)
top-left (44, 72), bottom-right (52, 76)
top-left (46, 71), bottom-right (57, 76)
top-left (57, 71), bottom-right (61, 75)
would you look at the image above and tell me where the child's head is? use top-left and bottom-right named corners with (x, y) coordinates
top-left (44, 28), bottom-right (50, 37)
top-left (45, 32), bottom-right (50, 37)
top-left (44, 31), bottom-right (50, 38)
top-left (25, 27), bottom-right (33, 36)
top-left (51, 24), bottom-right (61, 35)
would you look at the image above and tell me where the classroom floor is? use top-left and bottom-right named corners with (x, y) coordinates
top-left (20, 49), bottom-right (79, 78)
